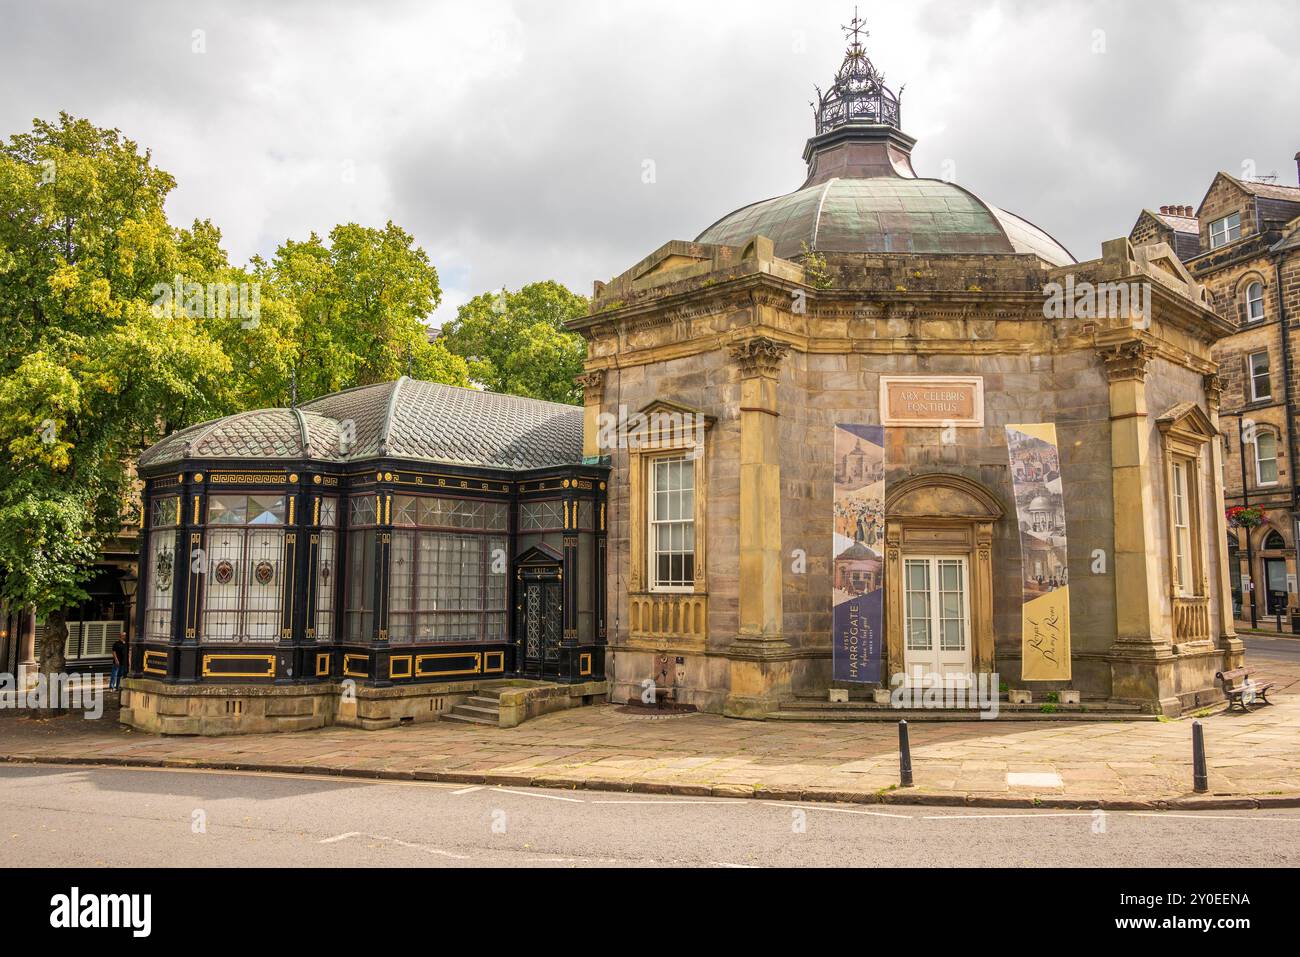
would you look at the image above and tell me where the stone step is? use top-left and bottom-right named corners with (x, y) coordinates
top-left (465, 695), bottom-right (502, 710)
top-left (450, 703), bottom-right (500, 720)
top-left (442, 711), bottom-right (498, 726)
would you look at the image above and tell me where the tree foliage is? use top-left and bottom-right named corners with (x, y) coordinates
top-left (440, 280), bottom-right (588, 404)
top-left (0, 114), bottom-right (468, 663)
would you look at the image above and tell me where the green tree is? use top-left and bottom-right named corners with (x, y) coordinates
top-left (0, 114), bottom-right (233, 676)
top-left (254, 223), bottom-right (468, 406)
top-left (440, 280), bottom-right (587, 404)
top-left (0, 115), bottom-right (469, 683)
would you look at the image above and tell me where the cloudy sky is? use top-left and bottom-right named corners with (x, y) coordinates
top-left (3, 0), bottom-right (1298, 324)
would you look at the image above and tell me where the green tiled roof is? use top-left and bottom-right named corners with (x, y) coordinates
top-left (696, 176), bottom-right (1074, 266)
top-left (140, 378), bottom-right (584, 471)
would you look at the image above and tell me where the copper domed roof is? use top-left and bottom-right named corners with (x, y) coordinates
top-left (696, 16), bottom-right (1075, 267)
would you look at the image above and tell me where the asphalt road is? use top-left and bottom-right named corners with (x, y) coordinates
top-left (1, 764), bottom-right (1297, 868)
top-left (1243, 633), bottom-right (1300, 662)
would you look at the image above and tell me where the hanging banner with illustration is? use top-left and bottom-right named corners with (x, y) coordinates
top-left (1006, 424), bottom-right (1072, 681)
top-left (832, 424), bottom-right (885, 684)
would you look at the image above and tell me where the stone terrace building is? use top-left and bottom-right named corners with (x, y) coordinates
top-left (571, 25), bottom-right (1243, 718)
top-left (129, 22), bottom-right (1251, 732)
top-left (1130, 158), bottom-right (1300, 630)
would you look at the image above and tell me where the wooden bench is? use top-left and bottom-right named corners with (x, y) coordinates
top-left (1216, 668), bottom-right (1275, 713)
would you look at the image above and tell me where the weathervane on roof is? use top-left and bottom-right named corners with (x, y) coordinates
top-left (842, 6), bottom-right (868, 55)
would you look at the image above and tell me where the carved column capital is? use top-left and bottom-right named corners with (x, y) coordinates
top-left (1100, 341), bottom-right (1155, 382)
top-left (1202, 373), bottom-right (1223, 410)
top-left (730, 336), bottom-right (791, 379)
top-left (575, 369), bottom-right (606, 403)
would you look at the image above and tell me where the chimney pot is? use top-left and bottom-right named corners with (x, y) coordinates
top-left (1160, 205), bottom-right (1170, 214)
top-left (1295, 151), bottom-right (1299, 185)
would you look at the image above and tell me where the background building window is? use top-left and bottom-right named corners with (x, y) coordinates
top-left (1249, 351), bottom-right (1271, 401)
top-left (1255, 431), bottom-right (1279, 486)
top-left (144, 496), bottom-right (180, 640)
top-left (649, 454), bottom-right (696, 591)
top-left (1209, 212), bottom-right (1241, 249)
top-left (1246, 281), bottom-right (1265, 322)
top-left (201, 494), bottom-right (286, 643)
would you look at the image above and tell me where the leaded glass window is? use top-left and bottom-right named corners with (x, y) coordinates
top-left (144, 499), bottom-right (178, 640)
top-left (387, 531), bottom-right (508, 644)
top-left (316, 496), bottom-right (338, 642)
top-left (520, 500), bottom-right (564, 531)
top-left (200, 495), bottom-right (286, 643)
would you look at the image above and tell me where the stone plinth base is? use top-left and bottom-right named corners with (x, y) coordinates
top-left (120, 677), bottom-right (607, 735)
top-left (1106, 639), bottom-right (1241, 717)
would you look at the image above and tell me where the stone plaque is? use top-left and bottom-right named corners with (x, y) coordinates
top-left (879, 376), bottom-right (984, 428)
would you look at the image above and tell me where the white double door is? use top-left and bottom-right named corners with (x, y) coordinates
top-left (902, 555), bottom-right (973, 686)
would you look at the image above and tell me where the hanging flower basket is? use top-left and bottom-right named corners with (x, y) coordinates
top-left (1227, 505), bottom-right (1267, 529)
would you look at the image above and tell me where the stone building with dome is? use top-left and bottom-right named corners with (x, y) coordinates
top-left (570, 19), bottom-right (1243, 717)
top-left (126, 19), bottom-right (1247, 732)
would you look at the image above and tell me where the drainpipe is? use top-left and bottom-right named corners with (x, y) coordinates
top-left (1225, 411), bottom-right (1258, 628)
top-left (1240, 418), bottom-right (1258, 630)
top-left (1276, 253), bottom-right (1298, 625)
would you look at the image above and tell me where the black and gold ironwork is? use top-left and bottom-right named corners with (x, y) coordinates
top-left (813, 9), bottom-right (903, 134)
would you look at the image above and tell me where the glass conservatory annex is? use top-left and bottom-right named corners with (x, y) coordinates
top-left (125, 378), bottom-right (608, 734)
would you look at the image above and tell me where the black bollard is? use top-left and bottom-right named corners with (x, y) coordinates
top-left (1192, 719), bottom-right (1208, 794)
top-left (899, 720), bottom-right (913, 787)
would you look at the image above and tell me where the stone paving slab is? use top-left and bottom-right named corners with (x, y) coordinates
top-left (2, 658), bottom-right (1298, 810)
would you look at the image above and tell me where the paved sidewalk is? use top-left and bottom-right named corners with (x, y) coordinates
top-left (3, 658), bottom-right (1297, 810)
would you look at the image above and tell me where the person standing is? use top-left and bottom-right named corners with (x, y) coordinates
top-left (110, 635), bottom-right (128, 691)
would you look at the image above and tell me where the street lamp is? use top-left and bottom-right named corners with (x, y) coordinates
top-left (120, 572), bottom-right (138, 646)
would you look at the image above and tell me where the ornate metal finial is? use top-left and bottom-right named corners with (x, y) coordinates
top-left (813, 10), bottom-right (902, 134)
top-left (289, 367), bottom-right (298, 409)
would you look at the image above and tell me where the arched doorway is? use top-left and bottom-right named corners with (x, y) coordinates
top-left (1256, 526), bottom-right (1293, 619)
top-left (883, 474), bottom-right (1005, 686)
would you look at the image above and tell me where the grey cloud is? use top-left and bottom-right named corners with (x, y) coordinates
top-left (3, 0), bottom-right (1298, 324)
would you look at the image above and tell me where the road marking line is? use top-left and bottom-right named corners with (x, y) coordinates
top-left (319, 831), bottom-right (361, 844)
top-left (451, 786), bottom-right (484, 795)
top-left (712, 861), bottom-right (759, 868)
top-left (1127, 812), bottom-right (1300, 822)
top-left (764, 802), bottom-right (913, 819)
top-left (923, 812), bottom-right (1094, 820)
top-left (494, 787), bottom-right (584, 803)
top-left (377, 832), bottom-right (473, 858)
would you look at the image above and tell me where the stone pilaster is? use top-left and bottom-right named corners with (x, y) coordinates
top-left (1101, 341), bottom-right (1177, 712)
top-left (1203, 373), bottom-right (1244, 659)
top-left (724, 336), bottom-right (792, 718)
top-left (577, 369), bottom-right (606, 460)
